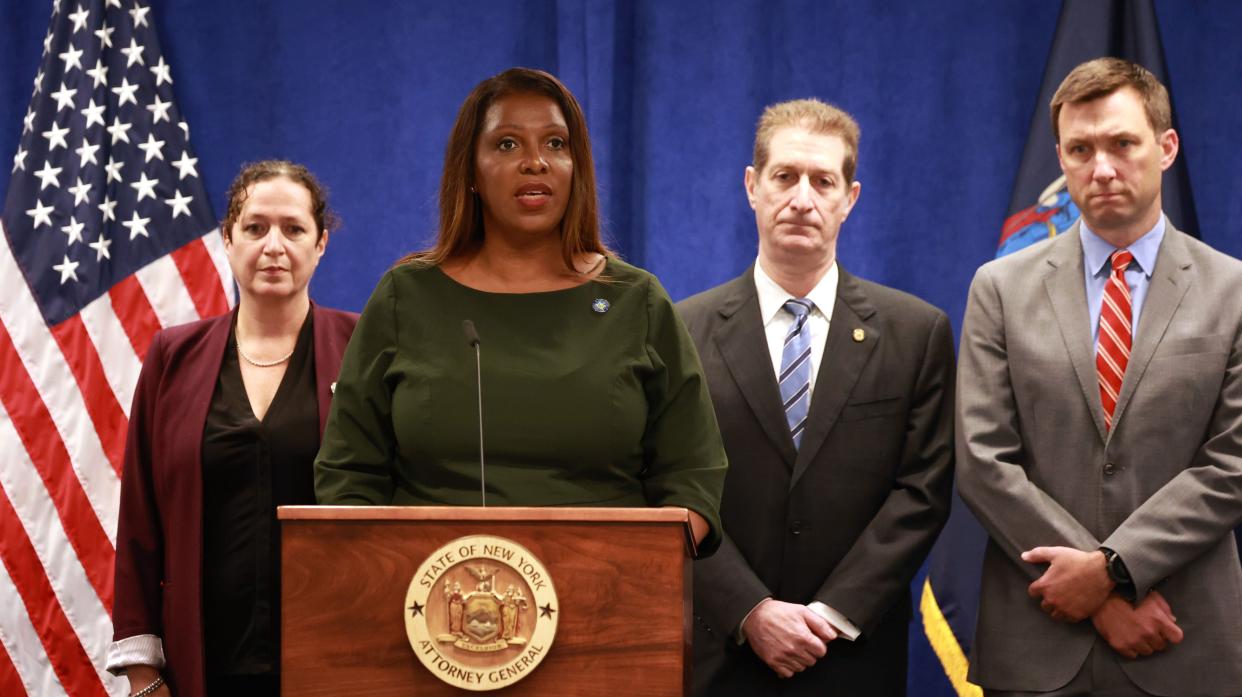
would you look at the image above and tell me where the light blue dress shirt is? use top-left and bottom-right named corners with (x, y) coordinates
top-left (1080, 216), bottom-right (1165, 345)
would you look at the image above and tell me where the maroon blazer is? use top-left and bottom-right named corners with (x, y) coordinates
top-left (111, 304), bottom-right (357, 697)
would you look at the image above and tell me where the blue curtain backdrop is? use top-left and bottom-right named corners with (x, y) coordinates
top-left (3, 1), bottom-right (1241, 694)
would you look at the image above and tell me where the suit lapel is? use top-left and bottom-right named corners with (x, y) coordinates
top-left (711, 271), bottom-right (799, 469)
top-left (1111, 226), bottom-right (1192, 431)
top-left (1043, 226), bottom-right (1109, 443)
top-left (790, 269), bottom-right (878, 488)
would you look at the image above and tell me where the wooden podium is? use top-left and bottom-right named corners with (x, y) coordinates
top-left (278, 506), bottom-right (695, 696)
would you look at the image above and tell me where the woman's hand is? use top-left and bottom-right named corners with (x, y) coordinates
top-left (126, 665), bottom-right (171, 696)
top-left (687, 510), bottom-right (710, 546)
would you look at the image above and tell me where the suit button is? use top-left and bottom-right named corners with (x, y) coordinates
top-left (1103, 462), bottom-right (1116, 476)
top-left (790, 520), bottom-right (804, 536)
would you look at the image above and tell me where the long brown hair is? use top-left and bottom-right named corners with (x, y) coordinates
top-left (399, 67), bottom-right (609, 269)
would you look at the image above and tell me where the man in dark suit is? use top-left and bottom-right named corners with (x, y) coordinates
top-left (678, 99), bottom-right (955, 696)
top-left (957, 58), bottom-right (1242, 697)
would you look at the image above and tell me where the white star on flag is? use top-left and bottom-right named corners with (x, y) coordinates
top-left (104, 157), bottom-right (124, 183)
top-left (27, 199), bottom-right (55, 228)
top-left (137, 133), bottom-right (166, 162)
top-left (61, 216), bottom-right (85, 245)
top-left (43, 121), bottom-right (70, 150)
top-left (94, 22), bottom-right (114, 49)
top-left (75, 141), bottom-right (100, 166)
top-left (131, 172), bottom-right (159, 201)
top-left (34, 161), bottom-right (63, 190)
top-left (51, 82), bottom-right (78, 111)
top-left (172, 151), bottom-right (198, 179)
top-left (59, 44), bottom-right (85, 73)
top-left (130, 3), bottom-right (151, 27)
top-left (68, 4), bottom-right (89, 32)
top-left (82, 98), bottom-right (106, 128)
top-left (33, 69), bottom-right (44, 94)
top-left (121, 210), bottom-right (151, 239)
top-left (85, 58), bottom-right (108, 88)
top-left (165, 189), bottom-right (194, 219)
top-left (147, 95), bottom-right (172, 124)
top-left (112, 77), bottom-right (139, 106)
top-left (23, 108), bottom-right (36, 133)
top-left (98, 195), bottom-right (118, 221)
top-left (68, 177), bottom-right (91, 205)
top-left (150, 56), bottom-right (173, 86)
top-left (107, 116), bottom-right (132, 144)
top-left (121, 38), bottom-right (145, 67)
top-left (88, 232), bottom-right (112, 260)
top-left (11, 147), bottom-right (27, 173)
top-left (53, 255), bottom-right (81, 284)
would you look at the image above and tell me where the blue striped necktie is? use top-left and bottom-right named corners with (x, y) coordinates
top-left (779, 299), bottom-right (814, 448)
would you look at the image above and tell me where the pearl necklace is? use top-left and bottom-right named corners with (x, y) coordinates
top-left (237, 343), bottom-right (294, 367)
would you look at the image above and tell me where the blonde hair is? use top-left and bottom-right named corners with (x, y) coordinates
top-left (753, 98), bottom-right (861, 182)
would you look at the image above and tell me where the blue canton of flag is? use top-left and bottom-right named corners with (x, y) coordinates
top-left (0, 1), bottom-right (233, 695)
top-left (5, 0), bottom-right (219, 324)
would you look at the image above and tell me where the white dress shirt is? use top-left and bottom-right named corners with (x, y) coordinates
top-left (738, 261), bottom-right (861, 642)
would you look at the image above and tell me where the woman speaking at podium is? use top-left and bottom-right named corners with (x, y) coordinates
top-left (314, 68), bottom-right (725, 551)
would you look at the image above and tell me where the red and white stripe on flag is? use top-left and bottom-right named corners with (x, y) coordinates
top-left (0, 223), bottom-right (233, 696)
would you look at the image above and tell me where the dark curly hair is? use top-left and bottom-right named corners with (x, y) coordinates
top-left (221, 160), bottom-right (338, 241)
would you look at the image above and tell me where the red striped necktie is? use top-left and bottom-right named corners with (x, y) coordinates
top-left (1097, 249), bottom-right (1135, 431)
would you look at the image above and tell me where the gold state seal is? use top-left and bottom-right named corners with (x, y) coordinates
top-left (405, 535), bottom-right (558, 691)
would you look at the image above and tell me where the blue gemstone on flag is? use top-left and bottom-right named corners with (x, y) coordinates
top-left (591, 298), bottom-right (610, 313)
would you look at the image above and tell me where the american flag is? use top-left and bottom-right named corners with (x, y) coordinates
top-left (0, 1), bottom-right (234, 695)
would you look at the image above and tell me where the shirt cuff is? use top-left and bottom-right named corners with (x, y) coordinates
top-left (807, 601), bottom-right (860, 641)
top-left (105, 634), bottom-right (166, 675)
top-left (735, 597), bottom-right (772, 645)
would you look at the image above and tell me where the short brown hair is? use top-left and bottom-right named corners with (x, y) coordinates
top-left (1049, 57), bottom-right (1172, 143)
top-left (221, 160), bottom-right (337, 242)
top-left (753, 99), bottom-right (861, 183)
top-left (400, 67), bottom-right (610, 268)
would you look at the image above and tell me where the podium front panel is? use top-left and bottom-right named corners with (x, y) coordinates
top-left (280, 506), bottom-right (692, 696)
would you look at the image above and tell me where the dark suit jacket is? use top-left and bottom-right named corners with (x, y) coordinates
top-left (111, 304), bottom-right (357, 697)
top-left (678, 266), bottom-right (955, 697)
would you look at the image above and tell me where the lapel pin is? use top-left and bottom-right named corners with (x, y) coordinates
top-left (852, 328), bottom-right (865, 342)
top-left (592, 298), bottom-right (610, 313)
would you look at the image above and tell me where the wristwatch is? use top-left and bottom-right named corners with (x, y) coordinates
top-left (1100, 547), bottom-right (1136, 602)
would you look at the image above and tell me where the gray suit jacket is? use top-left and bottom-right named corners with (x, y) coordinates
top-left (956, 222), bottom-right (1242, 695)
top-left (679, 266), bottom-right (955, 696)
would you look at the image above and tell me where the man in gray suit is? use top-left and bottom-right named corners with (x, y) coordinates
top-left (679, 99), bottom-right (955, 696)
top-left (958, 57), bottom-right (1242, 696)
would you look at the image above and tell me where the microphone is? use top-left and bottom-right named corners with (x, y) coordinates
top-left (462, 320), bottom-right (485, 506)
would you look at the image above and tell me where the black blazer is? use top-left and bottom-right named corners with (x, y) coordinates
top-left (677, 266), bottom-right (955, 696)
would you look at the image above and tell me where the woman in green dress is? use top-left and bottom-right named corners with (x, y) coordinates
top-left (314, 68), bottom-right (724, 551)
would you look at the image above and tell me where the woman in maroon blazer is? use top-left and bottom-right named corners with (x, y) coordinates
top-left (107, 161), bottom-right (358, 697)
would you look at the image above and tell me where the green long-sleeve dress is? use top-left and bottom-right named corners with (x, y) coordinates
top-left (314, 257), bottom-right (726, 553)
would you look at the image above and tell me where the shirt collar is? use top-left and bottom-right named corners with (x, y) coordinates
top-left (753, 259), bottom-right (838, 326)
top-left (1080, 215), bottom-right (1165, 279)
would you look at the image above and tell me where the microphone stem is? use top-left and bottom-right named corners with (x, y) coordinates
top-left (475, 343), bottom-right (485, 507)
